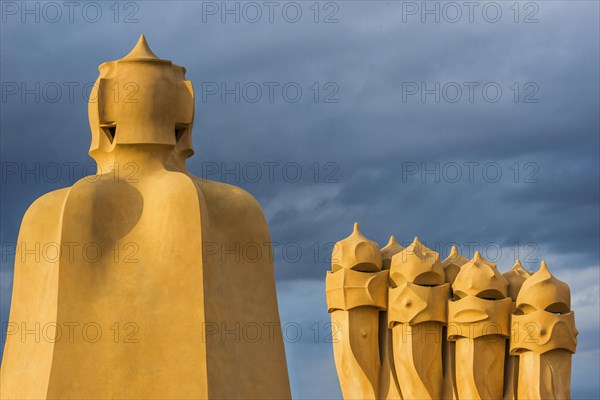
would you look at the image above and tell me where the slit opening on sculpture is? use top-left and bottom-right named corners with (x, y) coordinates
top-left (413, 271), bottom-right (443, 286)
top-left (545, 302), bottom-right (570, 314)
top-left (476, 289), bottom-right (505, 300)
top-left (175, 125), bottom-right (187, 142)
top-left (515, 303), bottom-right (536, 315)
top-left (453, 290), bottom-right (467, 300)
top-left (101, 124), bottom-right (116, 143)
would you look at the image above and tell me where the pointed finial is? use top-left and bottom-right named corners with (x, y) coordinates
top-left (410, 236), bottom-right (425, 258)
top-left (383, 235), bottom-right (403, 251)
top-left (386, 235), bottom-right (397, 247)
top-left (504, 259), bottom-right (532, 300)
top-left (471, 250), bottom-right (498, 270)
top-left (510, 259), bottom-right (531, 275)
top-left (441, 245), bottom-right (468, 286)
top-left (123, 34), bottom-right (159, 60)
top-left (533, 260), bottom-right (553, 280)
top-left (353, 222), bottom-right (359, 234)
top-left (381, 235), bottom-right (404, 270)
top-left (511, 259), bottom-right (532, 275)
top-left (442, 245), bottom-right (468, 267)
top-left (450, 245), bottom-right (459, 257)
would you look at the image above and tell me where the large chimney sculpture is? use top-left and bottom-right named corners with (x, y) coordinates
top-left (1, 36), bottom-right (291, 400)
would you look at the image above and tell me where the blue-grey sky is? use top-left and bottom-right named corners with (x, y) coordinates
top-left (1, 1), bottom-right (599, 398)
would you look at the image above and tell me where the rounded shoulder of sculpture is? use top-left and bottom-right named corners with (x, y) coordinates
top-left (189, 177), bottom-right (266, 221)
top-left (18, 187), bottom-right (72, 237)
top-left (22, 187), bottom-right (71, 221)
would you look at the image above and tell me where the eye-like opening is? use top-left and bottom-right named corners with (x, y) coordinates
top-left (545, 302), bottom-right (570, 315)
top-left (100, 124), bottom-right (116, 143)
top-left (413, 271), bottom-right (443, 287)
top-left (453, 290), bottom-right (468, 301)
top-left (389, 271), bottom-right (406, 289)
top-left (515, 303), bottom-right (536, 315)
top-left (476, 289), bottom-right (504, 300)
top-left (175, 125), bottom-right (187, 143)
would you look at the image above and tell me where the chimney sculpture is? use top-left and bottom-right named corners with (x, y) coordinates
top-left (441, 246), bottom-right (470, 400)
top-left (325, 223), bottom-right (388, 399)
top-left (1, 36), bottom-right (291, 399)
top-left (326, 227), bottom-right (578, 400)
top-left (502, 260), bottom-right (532, 400)
top-left (510, 261), bottom-right (578, 399)
top-left (378, 236), bottom-right (404, 400)
top-left (389, 237), bottom-right (449, 400)
top-left (448, 251), bottom-right (512, 399)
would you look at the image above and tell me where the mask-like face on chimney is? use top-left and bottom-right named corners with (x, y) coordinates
top-left (88, 35), bottom-right (194, 162)
top-left (510, 261), bottom-right (578, 355)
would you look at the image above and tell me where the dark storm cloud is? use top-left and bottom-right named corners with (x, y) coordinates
top-left (1, 1), bottom-right (598, 398)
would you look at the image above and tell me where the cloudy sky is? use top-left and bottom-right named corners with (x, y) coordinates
top-left (1, 1), bottom-right (598, 398)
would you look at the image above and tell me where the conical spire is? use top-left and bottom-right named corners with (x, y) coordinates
top-left (470, 251), bottom-right (499, 273)
top-left (473, 250), bottom-right (484, 263)
top-left (349, 223), bottom-right (366, 241)
top-left (408, 236), bottom-right (432, 260)
top-left (515, 259), bottom-right (523, 268)
top-left (442, 245), bottom-right (469, 267)
top-left (509, 260), bottom-right (532, 277)
top-left (384, 235), bottom-right (398, 248)
top-left (381, 235), bottom-right (404, 270)
top-left (534, 260), bottom-right (553, 282)
top-left (450, 245), bottom-right (458, 257)
top-left (503, 259), bottom-right (532, 301)
top-left (122, 34), bottom-right (160, 60)
top-left (441, 245), bottom-right (469, 286)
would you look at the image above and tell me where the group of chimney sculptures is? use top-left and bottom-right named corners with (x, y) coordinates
top-left (326, 223), bottom-right (578, 400)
